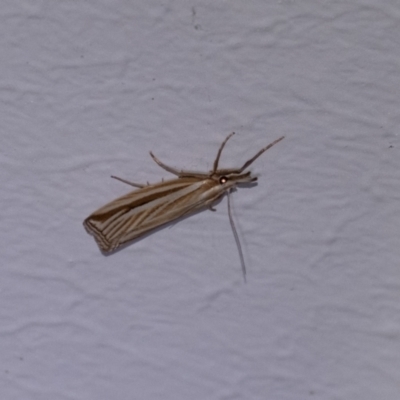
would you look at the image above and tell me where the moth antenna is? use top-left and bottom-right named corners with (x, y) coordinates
top-left (227, 189), bottom-right (246, 282)
top-left (213, 132), bottom-right (235, 172)
top-left (238, 136), bottom-right (284, 173)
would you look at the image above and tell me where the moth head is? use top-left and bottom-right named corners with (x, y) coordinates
top-left (213, 170), bottom-right (258, 188)
top-left (210, 134), bottom-right (284, 188)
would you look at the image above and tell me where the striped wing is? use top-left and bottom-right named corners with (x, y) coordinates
top-left (83, 177), bottom-right (220, 252)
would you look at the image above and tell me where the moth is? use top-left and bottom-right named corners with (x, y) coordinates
top-left (84, 133), bottom-right (284, 277)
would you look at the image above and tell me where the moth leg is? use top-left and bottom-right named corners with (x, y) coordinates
top-left (238, 136), bottom-right (285, 173)
top-left (204, 196), bottom-right (220, 211)
top-left (213, 132), bottom-right (235, 172)
top-left (111, 175), bottom-right (145, 188)
top-left (149, 152), bottom-right (182, 176)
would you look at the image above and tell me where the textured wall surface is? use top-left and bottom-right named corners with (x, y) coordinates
top-left (1, 1), bottom-right (400, 399)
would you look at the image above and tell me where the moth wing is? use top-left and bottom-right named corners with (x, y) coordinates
top-left (84, 178), bottom-right (218, 252)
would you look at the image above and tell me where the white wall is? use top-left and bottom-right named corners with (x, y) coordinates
top-left (1, 1), bottom-right (400, 399)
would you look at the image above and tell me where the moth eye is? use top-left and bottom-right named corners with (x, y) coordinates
top-left (219, 176), bottom-right (228, 184)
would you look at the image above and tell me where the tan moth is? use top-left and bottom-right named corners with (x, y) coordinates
top-left (84, 133), bottom-right (284, 278)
